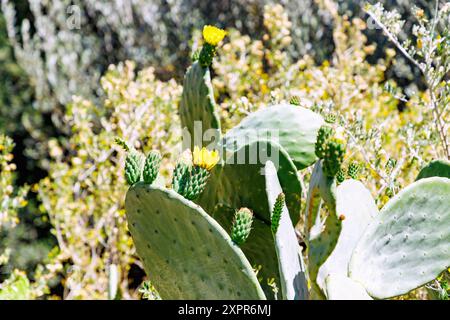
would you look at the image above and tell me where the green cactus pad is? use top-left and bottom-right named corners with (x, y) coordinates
top-left (317, 180), bottom-right (377, 291)
top-left (125, 183), bottom-right (266, 299)
top-left (179, 61), bottom-right (221, 149)
top-left (265, 161), bottom-right (309, 300)
top-left (416, 159), bottom-right (450, 180)
top-left (325, 275), bottom-right (372, 300)
top-left (349, 177), bottom-right (450, 299)
top-left (305, 161), bottom-right (341, 287)
top-left (196, 140), bottom-right (302, 224)
top-left (223, 103), bottom-right (324, 170)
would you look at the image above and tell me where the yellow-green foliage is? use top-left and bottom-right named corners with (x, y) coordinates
top-left (0, 135), bottom-right (28, 228)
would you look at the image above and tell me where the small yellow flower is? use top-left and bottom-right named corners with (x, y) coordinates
top-left (192, 146), bottom-right (220, 171)
top-left (202, 25), bottom-right (227, 46)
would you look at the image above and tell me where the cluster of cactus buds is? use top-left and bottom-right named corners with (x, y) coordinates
top-left (231, 208), bottom-right (254, 245)
top-left (315, 124), bottom-right (346, 178)
top-left (289, 96), bottom-right (300, 106)
top-left (172, 146), bottom-right (220, 200)
top-left (118, 139), bottom-right (161, 186)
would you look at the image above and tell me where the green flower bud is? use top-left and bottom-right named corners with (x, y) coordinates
top-left (347, 161), bottom-right (360, 180)
top-left (315, 125), bottom-right (334, 159)
top-left (143, 151), bottom-right (162, 184)
top-left (336, 167), bottom-right (346, 183)
top-left (289, 96), bottom-right (300, 106)
top-left (231, 208), bottom-right (253, 245)
top-left (125, 150), bottom-right (144, 185)
top-left (199, 43), bottom-right (217, 68)
top-left (322, 138), bottom-right (346, 177)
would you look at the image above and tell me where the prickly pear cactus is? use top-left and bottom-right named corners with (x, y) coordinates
top-left (125, 183), bottom-right (266, 299)
top-left (179, 62), bottom-right (221, 149)
top-left (265, 161), bottom-right (308, 300)
top-left (349, 177), bottom-right (450, 299)
top-left (416, 159), bottom-right (450, 180)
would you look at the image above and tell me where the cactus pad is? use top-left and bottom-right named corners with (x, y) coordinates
top-left (325, 275), bottom-right (372, 300)
top-left (349, 177), bottom-right (450, 299)
top-left (223, 103), bottom-right (324, 170)
top-left (125, 183), bottom-right (266, 299)
top-left (179, 62), bottom-right (221, 149)
top-left (317, 180), bottom-right (377, 291)
top-left (265, 161), bottom-right (309, 300)
top-left (416, 159), bottom-right (450, 180)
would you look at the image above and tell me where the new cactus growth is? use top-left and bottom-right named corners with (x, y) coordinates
top-left (125, 149), bottom-right (145, 185)
top-left (336, 167), bottom-right (346, 183)
top-left (347, 161), bottom-right (360, 180)
top-left (173, 147), bottom-right (219, 200)
top-left (270, 193), bottom-right (285, 234)
top-left (231, 208), bottom-right (254, 245)
top-left (322, 137), bottom-right (346, 177)
top-left (315, 125), bottom-right (333, 159)
top-left (289, 96), bottom-right (300, 106)
top-left (143, 151), bottom-right (162, 184)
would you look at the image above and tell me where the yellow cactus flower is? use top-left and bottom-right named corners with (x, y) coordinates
top-left (202, 25), bottom-right (227, 46)
top-left (192, 146), bottom-right (220, 171)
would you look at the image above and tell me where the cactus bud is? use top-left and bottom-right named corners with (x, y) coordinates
top-left (322, 138), bottom-right (346, 177)
top-left (143, 151), bottom-right (162, 184)
top-left (271, 193), bottom-right (285, 234)
top-left (325, 113), bottom-right (336, 124)
top-left (179, 166), bottom-right (211, 200)
top-left (125, 150), bottom-right (145, 185)
top-left (347, 161), bottom-right (360, 179)
top-left (231, 208), bottom-right (253, 245)
top-left (315, 125), bottom-right (334, 159)
top-left (289, 96), bottom-right (300, 106)
top-left (172, 162), bottom-right (189, 193)
top-left (336, 167), bottom-right (346, 183)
